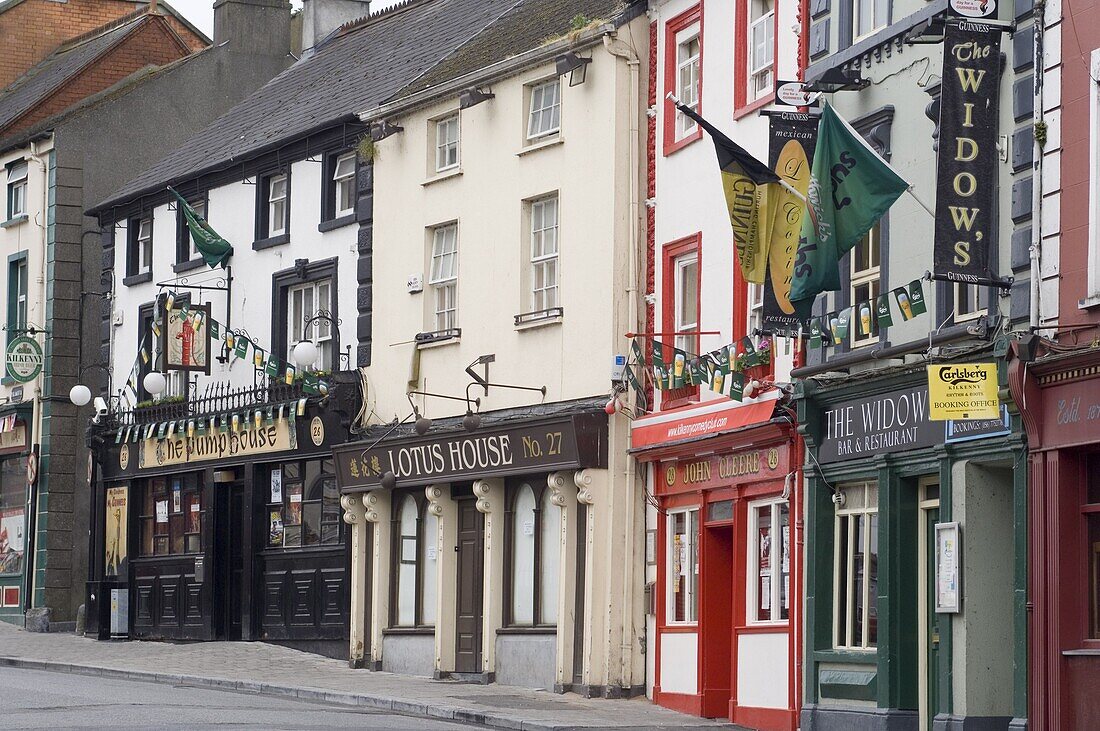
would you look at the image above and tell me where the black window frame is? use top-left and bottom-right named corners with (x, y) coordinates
top-left (264, 457), bottom-right (342, 550)
top-left (254, 168), bottom-right (291, 249)
top-left (271, 257), bottom-right (339, 372)
top-left (174, 190), bottom-right (209, 272)
top-left (319, 150), bottom-right (358, 231)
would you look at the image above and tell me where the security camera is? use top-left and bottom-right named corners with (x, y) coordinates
top-left (91, 397), bottom-right (109, 424)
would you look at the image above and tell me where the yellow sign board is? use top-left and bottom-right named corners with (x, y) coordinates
top-left (139, 418), bottom-right (297, 469)
top-left (927, 363), bottom-right (1000, 420)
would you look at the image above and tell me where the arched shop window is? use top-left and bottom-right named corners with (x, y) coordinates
top-left (392, 493), bottom-right (437, 627)
top-left (266, 459), bottom-right (341, 549)
top-left (506, 479), bottom-right (561, 627)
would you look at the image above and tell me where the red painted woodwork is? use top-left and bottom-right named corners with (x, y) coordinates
top-left (700, 523), bottom-right (733, 717)
top-left (646, 19), bottom-right (657, 410)
top-left (660, 234), bottom-right (702, 409)
top-left (662, 3), bottom-right (704, 156)
top-left (732, 0), bottom-right (778, 119)
top-left (631, 398), bottom-right (775, 452)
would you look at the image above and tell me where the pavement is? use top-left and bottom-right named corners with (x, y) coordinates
top-left (0, 666), bottom-right (491, 730)
top-left (0, 622), bottom-right (737, 731)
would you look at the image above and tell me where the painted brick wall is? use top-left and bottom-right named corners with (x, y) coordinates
top-left (1, 16), bottom-right (195, 138)
top-left (0, 0), bottom-right (202, 90)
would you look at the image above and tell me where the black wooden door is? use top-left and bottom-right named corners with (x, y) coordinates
top-left (454, 500), bottom-right (483, 673)
top-left (215, 483), bottom-right (246, 640)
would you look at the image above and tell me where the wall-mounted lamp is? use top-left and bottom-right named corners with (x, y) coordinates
top-left (459, 87), bottom-right (495, 109)
top-left (370, 120), bottom-right (404, 142)
top-left (555, 52), bottom-right (591, 86)
top-left (143, 371), bottom-right (166, 397)
top-left (804, 65), bottom-right (868, 93)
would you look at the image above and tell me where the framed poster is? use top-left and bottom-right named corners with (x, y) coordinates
top-left (935, 521), bottom-right (962, 613)
top-left (104, 487), bottom-right (128, 578)
top-left (161, 302), bottom-right (211, 374)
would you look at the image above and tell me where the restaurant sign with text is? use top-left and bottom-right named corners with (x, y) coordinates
top-left (334, 413), bottom-right (607, 491)
top-left (138, 418), bottom-right (297, 469)
top-left (819, 383), bottom-right (1009, 464)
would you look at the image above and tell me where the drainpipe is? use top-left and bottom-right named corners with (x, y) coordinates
top-left (603, 29), bottom-right (642, 693)
top-left (1029, 0), bottom-right (1045, 330)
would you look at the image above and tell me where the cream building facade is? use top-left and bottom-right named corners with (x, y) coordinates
top-left (337, 0), bottom-right (651, 695)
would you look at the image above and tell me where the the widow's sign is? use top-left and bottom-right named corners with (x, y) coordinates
top-left (933, 18), bottom-right (1002, 281)
top-left (334, 412), bottom-right (607, 491)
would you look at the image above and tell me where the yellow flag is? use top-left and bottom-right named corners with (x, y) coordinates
top-left (767, 139), bottom-right (812, 314)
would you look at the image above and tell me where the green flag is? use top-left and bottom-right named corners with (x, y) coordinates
top-left (791, 103), bottom-right (909, 303)
top-left (169, 187), bottom-right (233, 269)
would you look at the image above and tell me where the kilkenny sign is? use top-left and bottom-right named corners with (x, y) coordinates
top-left (764, 111), bottom-right (818, 334)
top-left (933, 18), bottom-right (1002, 281)
top-left (5, 336), bottom-right (42, 383)
top-left (927, 363), bottom-right (1000, 420)
top-left (334, 413), bottom-right (607, 490)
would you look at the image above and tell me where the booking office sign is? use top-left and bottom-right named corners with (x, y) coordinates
top-left (927, 363), bottom-right (1000, 420)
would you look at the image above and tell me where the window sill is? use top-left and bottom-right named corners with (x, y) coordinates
top-left (422, 167), bottom-right (462, 186)
top-left (733, 92), bottom-right (775, 121)
top-left (517, 135), bottom-right (563, 157)
top-left (663, 127), bottom-right (703, 157)
top-left (1062, 649), bottom-right (1100, 656)
top-left (659, 623), bottom-right (699, 632)
top-left (318, 214), bottom-right (356, 233)
top-left (382, 626), bottom-right (435, 636)
top-left (123, 272), bottom-right (152, 287)
top-left (173, 258), bottom-right (205, 274)
top-left (514, 308), bottom-right (563, 330)
top-left (813, 648), bottom-right (878, 663)
top-left (417, 335), bottom-right (461, 350)
top-left (0, 214), bottom-right (28, 229)
top-left (497, 626), bottom-right (558, 635)
top-left (1079, 294), bottom-right (1100, 310)
top-left (252, 233), bottom-right (289, 251)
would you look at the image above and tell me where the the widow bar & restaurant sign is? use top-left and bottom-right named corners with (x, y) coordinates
top-left (334, 412), bottom-right (607, 491)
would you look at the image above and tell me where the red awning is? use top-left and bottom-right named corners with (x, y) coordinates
top-left (629, 398), bottom-right (778, 457)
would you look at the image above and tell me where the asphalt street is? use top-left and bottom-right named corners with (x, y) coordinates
top-left (0, 667), bottom-right (493, 730)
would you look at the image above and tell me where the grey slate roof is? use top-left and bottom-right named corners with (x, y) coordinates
top-left (93, 0), bottom-right (524, 213)
top-left (0, 16), bottom-right (144, 133)
top-left (398, 0), bottom-right (630, 97)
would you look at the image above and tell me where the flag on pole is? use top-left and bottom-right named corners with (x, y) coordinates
top-left (169, 187), bottom-right (233, 269)
top-left (671, 97), bottom-right (781, 284)
top-left (790, 102), bottom-right (909, 304)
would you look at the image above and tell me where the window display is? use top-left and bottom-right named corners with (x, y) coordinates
top-left (139, 473), bottom-right (203, 556)
top-left (0, 455), bottom-right (26, 575)
top-left (265, 458), bottom-right (341, 549)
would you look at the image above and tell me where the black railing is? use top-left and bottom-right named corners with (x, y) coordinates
top-left (118, 380), bottom-right (308, 427)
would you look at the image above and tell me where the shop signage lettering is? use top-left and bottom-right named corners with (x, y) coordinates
top-left (1040, 377), bottom-right (1100, 450)
top-left (662, 448), bottom-right (781, 491)
top-left (139, 418), bottom-right (296, 468)
top-left (334, 413), bottom-right (606, 490)
top-left (820, 386), bottom-right (941, 463)
top-left (927, 363), bottom-right (1000, 420)
top-left (5, 336), bottom-right (43, 383)
top-left (932, 18), bottom-right (1002, 281)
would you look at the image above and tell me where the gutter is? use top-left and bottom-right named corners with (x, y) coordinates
top-left (359, 2), bottom-right (648, 123)
top-left (1029, 1), bottom-right (1045, 329)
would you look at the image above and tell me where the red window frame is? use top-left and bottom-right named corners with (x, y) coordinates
top-left (733, 0), bottom-right (778, 119)
top-left (662, 3), bottom-right (704, 156)
top-left (661, 233), bottom-right (702, 409)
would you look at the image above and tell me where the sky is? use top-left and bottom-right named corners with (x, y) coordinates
top-left (167, 0), bottom-right (403, 38)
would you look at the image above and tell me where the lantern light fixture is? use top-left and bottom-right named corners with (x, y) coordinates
top-left (143, 371), bottom-right (166, 396)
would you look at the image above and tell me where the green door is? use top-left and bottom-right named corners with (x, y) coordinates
top-left (925, 506), bottom-right (940, 731)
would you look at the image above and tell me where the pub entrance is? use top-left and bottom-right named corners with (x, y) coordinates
top-left (454, 496), bottom-right (484, 674)
top-left (214, 477), bottom-right (247, 640)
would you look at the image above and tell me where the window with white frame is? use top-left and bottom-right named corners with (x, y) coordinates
top-left (1087, 48), bottom-right (1100, 299)
top-left (286, 278), bottom-right (332, 371)
top-left (267, 174), bottom-right (288, 237)
top-left (435, 115), bottom-right (460, 172)
top-left (854, 0), bottom-right (889, 40)
top-left (748, 0), bottom-right (774, 101)
top-left (850, 224), bottom-right (880, 346)
top-left (676, 33), bottom-right (701, 139)
top-left (189, 199), bottom-right (206, 259)
top-left (527, 79), bottom-right (561, 141)
top-left (834, 481), bottom-right (879, 650)
top-left (333, 153), bottom-right (356, 217)
top-left (394, 494), bottom-right (438, 627)
top-left (747, 282), bottom-right (764, 338)
top-left (6, 161), bottom-right (27, 220)
top-left (667, 508), bottom-right (699, 624)
top-left (137, 217), bottom-right (153, 274)
top-left (748, 499), bottom-right (790, 622)
top-left (954, 282), bottom-right (982, 321)
top-left (674, 252), bottom-right (699, 354)
top-left (530, 195), bottom-right (559, 312)
top-left (429, 224), bottom-right (458, 331)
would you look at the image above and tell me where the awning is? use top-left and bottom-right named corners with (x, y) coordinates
top-left (629, 395), bottom-right (778, 456)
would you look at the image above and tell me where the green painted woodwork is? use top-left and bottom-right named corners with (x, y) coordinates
top-left (820, 668), bottom-right (877, 701)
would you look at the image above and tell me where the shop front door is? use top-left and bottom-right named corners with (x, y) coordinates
top-left (455, 499), bottom-right (484, 673)
top-left (918, 481), bottom-right (941, 731)
top-left (215, 481), bottom-right (247, 640)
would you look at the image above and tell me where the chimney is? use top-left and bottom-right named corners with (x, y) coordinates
top-left (212, 0), bottom-right (292, 57)
top-left (301, 0), bottom-right (370, 54)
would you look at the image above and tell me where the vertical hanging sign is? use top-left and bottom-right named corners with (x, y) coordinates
top-left (933, 18), bottom-right (1002, 281)
top-left (763, 111), bottom-right (818, 334)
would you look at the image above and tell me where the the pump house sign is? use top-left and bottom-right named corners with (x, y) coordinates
top-left (334, 412), bottom-right (607, 491)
